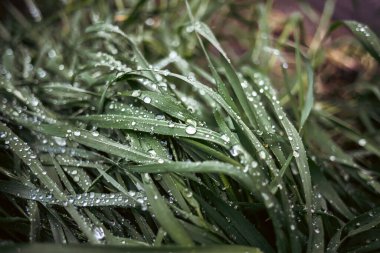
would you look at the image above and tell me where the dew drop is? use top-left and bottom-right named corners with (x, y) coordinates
top-left (53, 137), bottom-right (66, 146)
top-left (143, 96), bottom-right (151, 104)
top-left (230, 145), bottom-right (241, 157)
top-left (73, 131), bottom-right (81, 136)
top-left (93, 226), bottom-right (105, 241)
top-left (259, 150), bottom-right (266, 160)
top-left (221, 134), bottom-right (230, 143)
top-left (131, 90), bottom-right (141, 97)
top-left (184, 188), bottom-right (193, 198)
top-left (148, 149), bottom-right (157, 157)
top-left (185, 125), bottom-right (197, 135)
top-left (358, 138), bottom-right (367, 147)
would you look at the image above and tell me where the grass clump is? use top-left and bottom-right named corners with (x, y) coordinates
top-left (0, 1), bottom-right (379, 252)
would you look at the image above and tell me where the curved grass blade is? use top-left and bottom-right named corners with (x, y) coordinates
top-left (24, 123), bottom-right (159, 164)
top-left (77, 114), bottom-right (230, 148)
top-left (142, 174), bottom-right (194, 246)
top-left (299, 62), bottom-right (314, 130)
top-left (327, 207), bottom-right (380, 252)
top-left (120, 90), bottom-right (195, 122)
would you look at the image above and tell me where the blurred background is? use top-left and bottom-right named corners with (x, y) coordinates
top-left (1, 0), bottom-right (380, 34)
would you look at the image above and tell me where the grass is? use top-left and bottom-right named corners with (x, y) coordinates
top-left (0, 0), bottom-right (379, 252)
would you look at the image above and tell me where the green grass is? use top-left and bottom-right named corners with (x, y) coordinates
top-left (0, 1), bottom-right (379, 253)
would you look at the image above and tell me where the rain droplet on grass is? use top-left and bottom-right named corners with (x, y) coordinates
top-left (230, 145), bottom-right (241, 157)
top-left (358, 138), bottom-right (367, 147)
top-left (93, 226), bottom-right (105, 241)
top-left (131, 90), bottom-right (141, 97)
top-left (143, 96), bottom-right (151, 104)
top-left (221, 134), bottom-right (230, 143)
top-left (148, 149), bottom-right (157, 157)
top-left (259, 150), bottom-right (266, 160)
top-left (184, 188), bottom-right (193, 198)
top-left (53, 137), bottom-right (66, 146)
top-left (185, 125), bottom-right (197, 135)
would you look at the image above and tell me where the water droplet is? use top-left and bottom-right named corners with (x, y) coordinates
top-left (259, 150), bottom-right (266, 160)
top-left (230, 145), bottom-right (241, 157)
top-left (131, 90), bottom-right (141, 97)
top-left (293, 150), bottom-right (300, 158)
top-left (187, 73), bottom-right (196, 82)
top-left (185, 125), bottom-right (197, 135)
top-left (30, 97), bottom-right (39, 107)
top-left (93, 226), bottom-right (105, 240)
top-left (48, 49), bottom-right (57, 58)
top-left (143, 96), bottom-right (151, 104)
top-left (148, 149), bottom-right (157, 157)
top-left (251, 161), bottom-right (258, 168)
top-left (73, 131), bottom-right (81, 136)
top-left (145, 18), bottom-right (154, 26)
top-left (169, 51), bottom-right (177, 59)
top-left (92, 131), bottom-right (99, 137)
top-left (221, 134), bottom-right (230, 143)
top-left (184, 188), bottom-right (193, 198)
top-left (358, 138), bottom-right (367, 147)
top-left (53, 137), bottom-right (66, 146)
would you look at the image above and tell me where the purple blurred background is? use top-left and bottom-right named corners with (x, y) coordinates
top-left (309, 0), bottom-right (380, 33)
